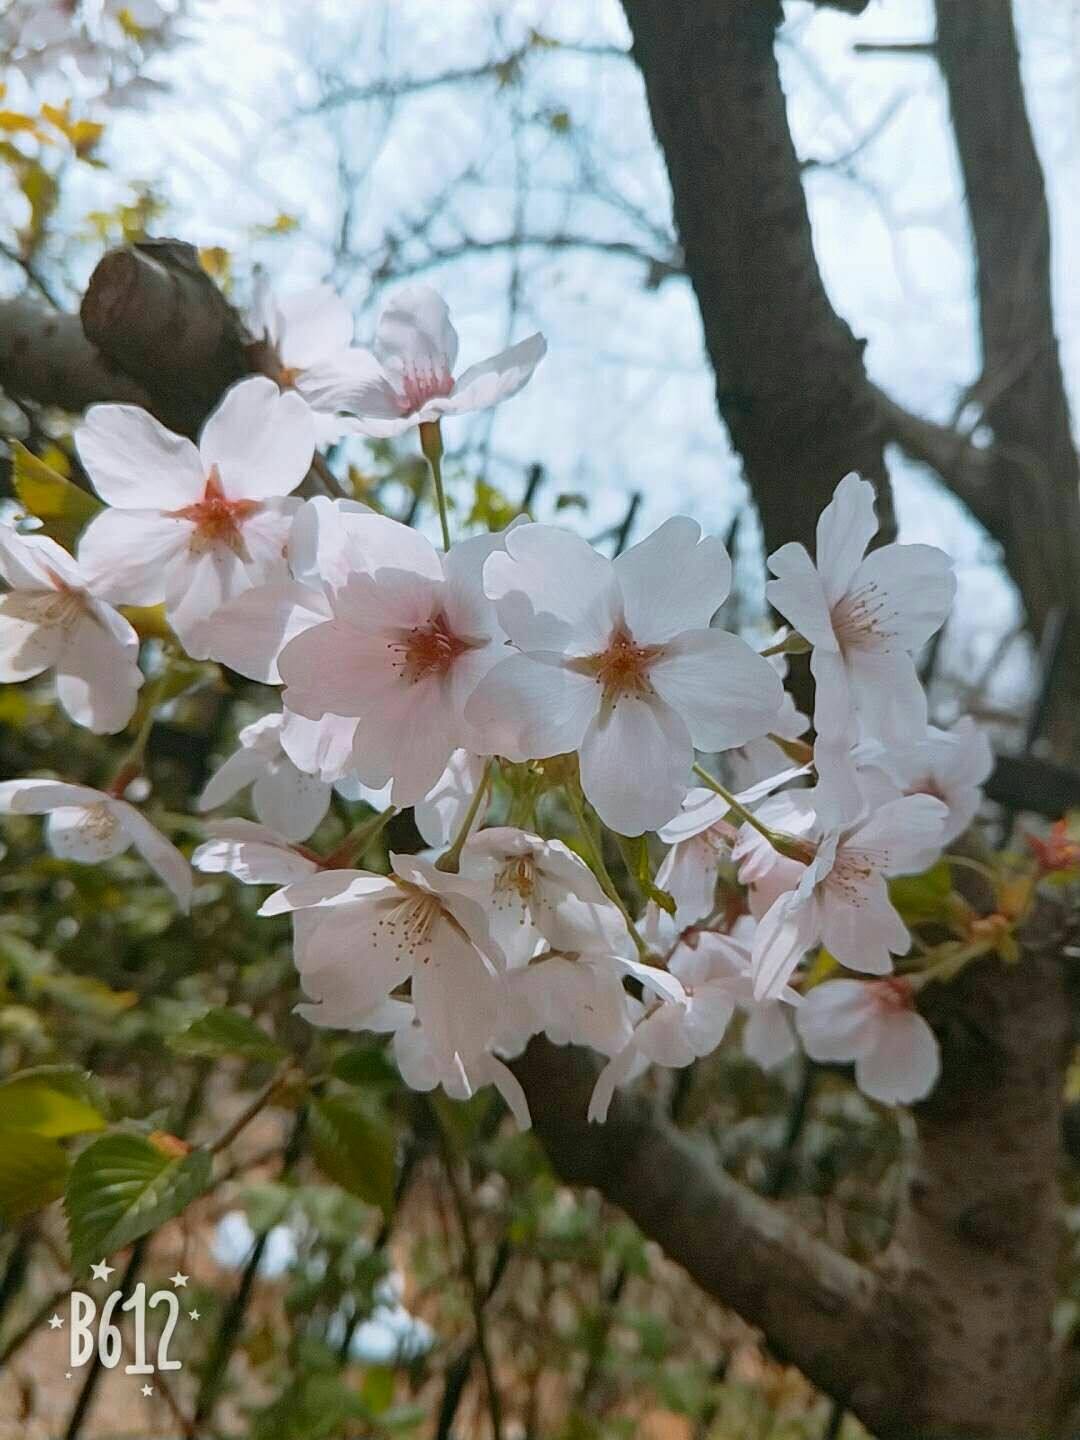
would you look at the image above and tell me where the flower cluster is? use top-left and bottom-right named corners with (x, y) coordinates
top-left (0, 282), bottom-right (992, 1126)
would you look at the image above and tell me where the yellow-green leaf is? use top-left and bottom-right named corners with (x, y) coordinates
top-left (310, 1096), bottom-right (396, 1219)
top-left (169, 1007), bottom-right (285, 1063)
top-left (12, 441), bottom-right (101, 546)
top-left (0, 1131), bottom-right (68, 1222)
top-left (0, 1068), bottom-right (105, 1138)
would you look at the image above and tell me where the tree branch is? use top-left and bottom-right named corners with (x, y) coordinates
top-left (512, 1039), bottom-right (902, 1425)
top-left (0, 294), bottom-right (151, 414)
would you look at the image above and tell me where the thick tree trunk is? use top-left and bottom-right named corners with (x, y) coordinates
top-left (619, 0), bottom-right (893, 557)
top-left (934, 0), bottom-right (1080, 763)
top-left (613, 2), bottom-right (1071, 1433)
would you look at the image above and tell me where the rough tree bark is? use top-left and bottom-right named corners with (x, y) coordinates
top-left (934, 0), bottom-right (1080, 762)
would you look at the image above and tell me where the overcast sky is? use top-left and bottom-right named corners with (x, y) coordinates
top-left (19, 0), bottom-right (1080, 720)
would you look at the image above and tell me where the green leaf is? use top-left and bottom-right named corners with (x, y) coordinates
top-left (889, 860), bottom-right (953, 926)
top-left (250, 1372), bottom-right (368, 1440)
top-left (0, 1131), bottom-right (69, 1222)
top-left (12, 441), bottom-right (101, 547)
top-left (0, 1067), bottom-right (106, 1138)
top-left (169, 1007), bottom-right (285, 1063)
top-left (309, 1097), bottom-right (396, 1219)
top-left (65, 1133), bottom-right (212, 1274)
top-left (330, 1045), bottom-right (399, 1090)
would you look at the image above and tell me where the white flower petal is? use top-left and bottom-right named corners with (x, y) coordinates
top-left (855, 1009), bottom-right (940, 1105)
top-left (77, 509), bottom-right (188, 606)
top-left (579, 695), bottom-right (691, 836)
top-left (484, 523), bottom-right (619, 653)
top-left (190, 578), bottom-right (329, 683)
top-left (0, 594), bottom-right (64, 680)
top-left (275, 285), bottom-right (354, 370)
top-left (650, 629), bottom-right (783, 752)
top-left (374, 284), bottom-right (459, 378)
top-left (466, 653), bottom-right (596, 762)
top-left (46, 803), bottom-right (132, 862)
top-left (847, 542), bottom-right (955, 652)
top-left (614, 517), bottom-right (732, 643)
top-left (814, 473), bottom-right (878, 606)
top-left (438, 332), bottom-right (546, 415)
top-left (198, 377), bottom-right (315, 500)
top-left (795, 979), bottom-right (878, 1062)
top-left (117, 802), bottom-right (193, 910)
top-left (765, 542), bottom-right (837, 651)
top-left (280, 710), bottom-right (360, 784)
top-left (742, 1005), bottom-right (797, 1070)
top-left (54, 607), bottom-right (142, 734)
top-left (75, 404), bottom-right (205, 508)
top-left (193, 819), bottom-right (319, 885)
top-left (252, 762), bottom-right (331, 842)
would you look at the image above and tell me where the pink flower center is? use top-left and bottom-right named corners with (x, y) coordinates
top-left (830, 581), bottom-right (892, 653)
top-left (168, 467), bottom-right (261, 557)
top-left (388, 611), bottom-right (473, 684)
top-left (908, 775), bottom-right (947, 803)
top-left (575, 625), bottom-right (665, 704)
top-left (398, 363), bottom-right (455, 415)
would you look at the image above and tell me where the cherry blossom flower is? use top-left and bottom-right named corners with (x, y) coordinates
top-left (0, 524), bottom-right (142, 734)
top-left (192, 819), bottom-right (320, 886)
top-left (0, 778), bottom-right (191, 909)
top-left (655, 765), bottom-right (812, 929)
top-left (750, 792), bottom-right (949, 1000)
top-left (392, 1010), bottom-right (531, 1128)
top-left (467, 519), bottom-right (783, 835)
top-left (246, 278), bottom-right (358, 442)
top-left (198, 712), bottom-right (331, 842)
top-left (278, 519), bottom-right (507, 806)
top-left (75, 377), bottom-right (315, 649)
top-left (766, 474), bottom-right (955, 814)
top-left (459, 827), bottom-right (631, 965)
top-left (795, 977), bottom-right (940, 1104)
top-left (503, 951), bottom-right (634, 1059)
top-left (726, 916), bottom-right (799, 1070)
top-left (300, 284), bottom-right (546, 437)
top-left (856, 717), bottom-right (992, 865)
top-left (588, 951), bottom-right (754, 1122)
top-left (262, 853), bottom-right (503, 1075)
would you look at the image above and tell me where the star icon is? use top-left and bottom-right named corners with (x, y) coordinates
top-left (48, 1314), bottom-right (64, 1330)
top-left (65, 1372), bottom-right (72, 1380)
top-left (188, 1308), bottom-right (200, 1321)
top-left (169, 1271), bottom-right (189, 1289)
top-left (140, 1383), bottom-right (154, 1398)
top-left (90, 1260), bottom-right (115, 1283)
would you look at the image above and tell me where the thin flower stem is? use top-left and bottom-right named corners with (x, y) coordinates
top-left (691, 763), bottom-right (777, 847)
top-left (565, 783), bottom-right (648, 956)
top-left (419, 419), bottom-right (451, 550)
top-left (436, 760), bottom-right (494, 873)
top-left (208, 1060), bottom-right (294, 1156)
top-left (909, 939), bottom-right (993, 990)
top-left (945, 853), bottom-right (998, 884)
top-left (107, 667), bottom-right (173, 795)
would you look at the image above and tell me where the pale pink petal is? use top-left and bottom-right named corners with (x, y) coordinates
top-left (484, 523), bottom-right (619, 653)
top-left (117, 802), bottom-right (193, 910)
top-left (198, 748), bottom-right (265, 812)
top-left (855, 1009), bottom-right (940, 1105)
top-left (288, 497), bottom-right (377, 596)
top-left (198, 377), bottom-right (315, 500)
top-left (76, 509), bottom-right (189, 606)
top-left (579, 695), bottom-right (691, 836)
top-left (814, 474), bottom-right (878, 605)
top-left (415, 750), bottom-right (486, 848)
top-left (188, 578), bottom-right (329, 682)
top-left (795, 980), bottom-right (878, 1062)
top-left (847, 649), bottom-right (929, 744)
top-left (847, 542), bottom-right (955, 651)
top-left (192, 819), bottom-right (319, 885)
top-left (54, 607), bottom-right (142, 734)
top-left (471, 1053), bottom-right (532, 1129)
top-left (259, 869), bottom-right (392, 916)
top-left (588, 1042), bottom-right (640, 1123)
top-left (765, 542), bottom-right (837, 651)
top-left (164, 544), bottom-right (257, 647)
top-left (0, 595), bottom-right (64, 680)
top-left (279, 621), bottom-right (390, 721)
top-left (350, 674), bottom-right (458, 807)
top-left (752, 891), bottom-right (821, 1000)
top-left (46, 805), bottom-right (132, 862)
top-left (655, 838), bottom-right (719, 928)
top-left (0, 778), bottom-right (105, 813)
top-left (437, 332), bottom-right (546, 415)
top-left (75, 404), bottom-right (205, 508)
top-left (818, 876), bottom-right (906, 975)
top-left (465, 653), bottom-right (596, 762)
top-left (296, 347), bottom-right (404, 420)
top-left (374, 284), bottom-right (459, 378)
top-left (650, 629), bottom-right (783, 751)
top-left (251, 762), bottom-right (331, 842)
top-left (280, 711), bottom-right (360, 784)
top-left (614, 517), bottom-right (732, 643)
top-left (742, 1005), bottom-right (797, 1070)
top-left (0, 526), bottom-right (79, 590)
top-left (411, 923), bottom-right (499, 1069)
top-left (846, 793), bottom-right (949, 877)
